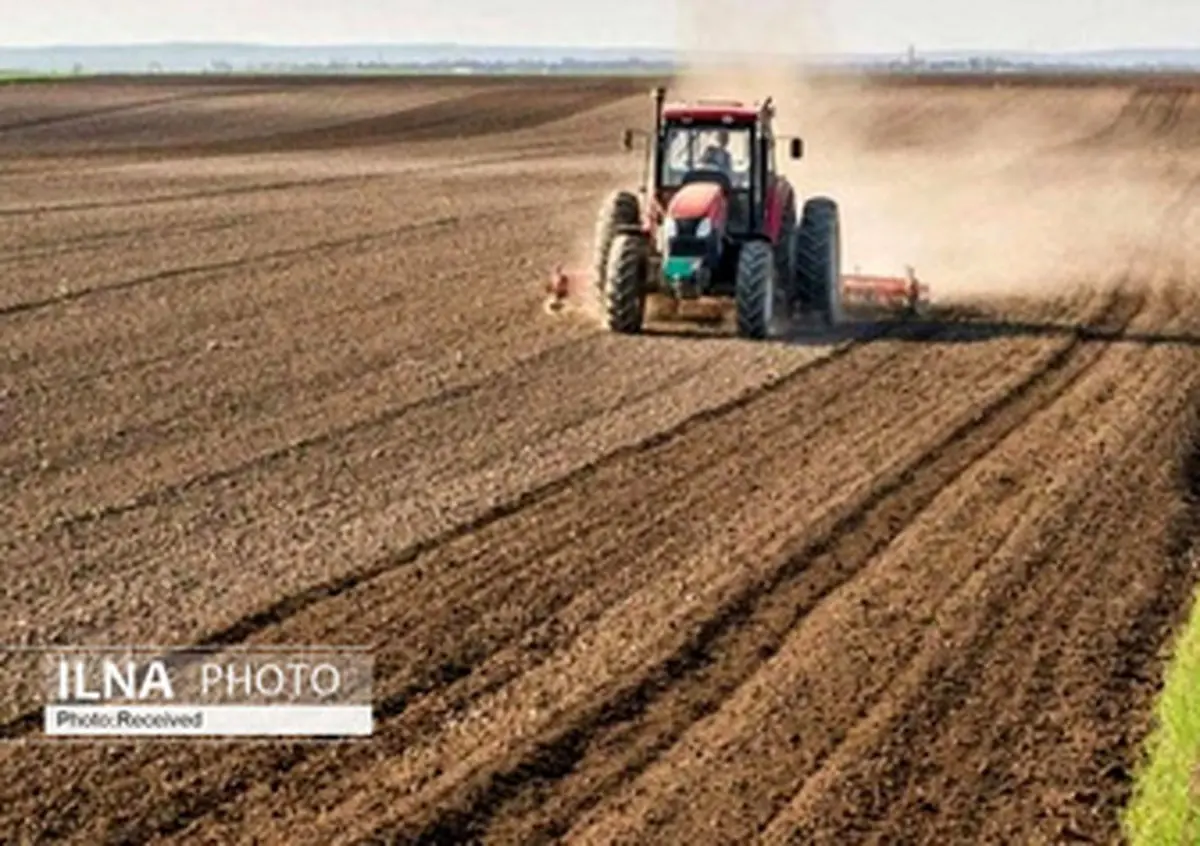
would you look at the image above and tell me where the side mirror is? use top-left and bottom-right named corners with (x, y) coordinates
top-left (622, 129), bottom-right (634, 151)
top-left (790, 137), bottom-right (804, 159)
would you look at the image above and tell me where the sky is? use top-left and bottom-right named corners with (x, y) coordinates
top-left (1, 0), bottom-right (1198, 53)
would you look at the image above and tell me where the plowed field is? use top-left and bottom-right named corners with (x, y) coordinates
top-left (3, 73), bottom-right (1200, 844)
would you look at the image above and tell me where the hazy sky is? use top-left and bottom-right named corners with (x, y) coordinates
top-left (2, 0), bottom-right (1198, 52)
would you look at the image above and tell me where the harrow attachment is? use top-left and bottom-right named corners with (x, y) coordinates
top-left (546, 263), bottom-right (931, 322)
top-left (839, 266), bottom-right (930, 317)
top-left (544, 264), bottom-right (580, 313)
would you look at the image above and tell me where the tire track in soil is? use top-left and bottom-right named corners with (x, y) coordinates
top-left (1, 217), bottom-right (497, 402)
top-left (4, 338), bottom-right (831, 657)
top-left (753, 301), bottom-right (1199, 845)
top-left (0, 174), bottom-right (370, 218)
top-left (158, 83), bottom-right (641, 158)
top-left (371, 289), bottom-right (1140, 845)
top-left (2, 250), bottom-right (422, 398)
top-left (119, 357), bottom-right (903, 843)
top-left (560, 358), bottom-right (1171, 842)
top-left (5, 191), bottom-right (817, 538)
top-left (5, 300), bottom-right (576, 524)
top-left (0, 153), bottom-right (604, 317)
top-left (0, 87), bottom-right (276, 134)
top-left (0, 324), bottom-right (936, 843)
top-left (743, 167), bottom-right (1200, 846)
top-left (0, 202), bottom-right (548, 319)
top-left (4, 174), bottom-right (658, 635)
top-left (18, 334), bottom-right (599, 540)
top-left (0, 300), bottom-right (1113, 840)
top-left (0, 333), bottom-right (857, 741)
top-left (0, 213), bottom-right (260, 268)
top-left (1073, 86), bottom-right (1194, 149)
top-left (94, 291), bottom-right (1118, 845)
top-left (0, 340), bottom-right (883, 840)
top-left (1, 196), bottom-right (510, 399)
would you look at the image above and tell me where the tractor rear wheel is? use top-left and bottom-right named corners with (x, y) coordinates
top-left (795, 197), bottom-right (842, 324)
top-left (735, 240), bottom-right (776, 340)
top-left (604, 233), bottom-right (647, 334)
top-left (592, 190), bottom-right (640, 294)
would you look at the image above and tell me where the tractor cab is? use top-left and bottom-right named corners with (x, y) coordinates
top-left (617, 94), bottom-right (802, 297)
top-left (660, 119), bottom-right (753, 234)
top-left (624, 93), bottom-right (802, 242)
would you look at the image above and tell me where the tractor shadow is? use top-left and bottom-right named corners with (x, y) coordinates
top-left (643, 306), bottom-right (1200, 349)
top-left (878, 317), bottom-right (1200, 348)
top-left (870, 299), bottom-right (1200, 348)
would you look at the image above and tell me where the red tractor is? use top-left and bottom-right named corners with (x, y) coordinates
top-left (590, 87), bottom-right (841, 338)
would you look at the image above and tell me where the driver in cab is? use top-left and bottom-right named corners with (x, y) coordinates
top-left (698, 129), bottom-right (733, 175)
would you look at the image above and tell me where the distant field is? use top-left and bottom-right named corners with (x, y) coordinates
top-left (1, 67), bottom-right (1199, 87)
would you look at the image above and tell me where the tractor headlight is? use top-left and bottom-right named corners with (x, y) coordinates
top-left (696, 218), bottom-right (713, 238)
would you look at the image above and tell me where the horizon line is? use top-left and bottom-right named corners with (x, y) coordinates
top-left (1, 40), bottom-right (1197, 55)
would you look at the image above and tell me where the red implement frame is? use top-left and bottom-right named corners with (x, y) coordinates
top-left (545, 264), bottom-right (578, 311)
top-left (546, 264), bottom-right (930, 317)
top-left (840, 266), bottom-right (929, 315)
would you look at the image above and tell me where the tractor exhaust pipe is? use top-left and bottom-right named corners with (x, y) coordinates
top-left (651, 86), bottom-right (665, 187)
top-left (638, 86), bottom-right (665, 208)
top-left (651, 86), bottom-right (666, 136)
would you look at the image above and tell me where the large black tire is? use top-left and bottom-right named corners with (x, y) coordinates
top-left (795, 197), bottom-right (842, 323)
top-left (592, 190), bottom-right (640, 293)
top-left (604, 233), bottom-right (647, 334)
top-left (735, 240), bottom-right (776, 340)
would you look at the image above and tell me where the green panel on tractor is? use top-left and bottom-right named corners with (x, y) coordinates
top-left (664, 256), bottom-right (701, 281)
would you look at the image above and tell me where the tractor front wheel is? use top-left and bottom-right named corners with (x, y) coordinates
top-left (795, 197), bottom-right (842, 324)
top-left (604, 233), bottom-right (647, 334)
top-left (735, 240), bottom-right (776, 340)
top-left (592, 190), bottom-right (640, 294)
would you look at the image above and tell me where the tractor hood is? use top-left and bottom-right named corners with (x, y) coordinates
top-left (666, 181), bottom-right (726, 225)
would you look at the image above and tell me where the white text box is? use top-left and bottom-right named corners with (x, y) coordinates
top-left (44, 705), bottom-right (373, 737)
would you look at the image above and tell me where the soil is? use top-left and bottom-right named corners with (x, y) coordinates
top-left (2, 73), bottom-right (1199, 844)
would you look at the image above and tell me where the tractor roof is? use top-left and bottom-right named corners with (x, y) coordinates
top-left (662, 102), bottom-right (762, 124)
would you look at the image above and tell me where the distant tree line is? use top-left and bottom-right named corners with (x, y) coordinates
top-left (202, 58), bottom-right (668, 75)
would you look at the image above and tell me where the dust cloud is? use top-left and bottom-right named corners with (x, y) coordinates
top-left (671, 0), bottom-right (827, 132)
top-left (808, 99), bottom-right (1192, 302)
top-left (668, 1), bottom-right (1198, 303)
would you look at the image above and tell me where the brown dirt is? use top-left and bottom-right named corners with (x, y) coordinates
top-left (2, 73), bottom-right (1200, 845)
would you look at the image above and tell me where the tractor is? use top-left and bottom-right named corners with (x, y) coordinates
top-left (589, 86), bottom-right (841, 338)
